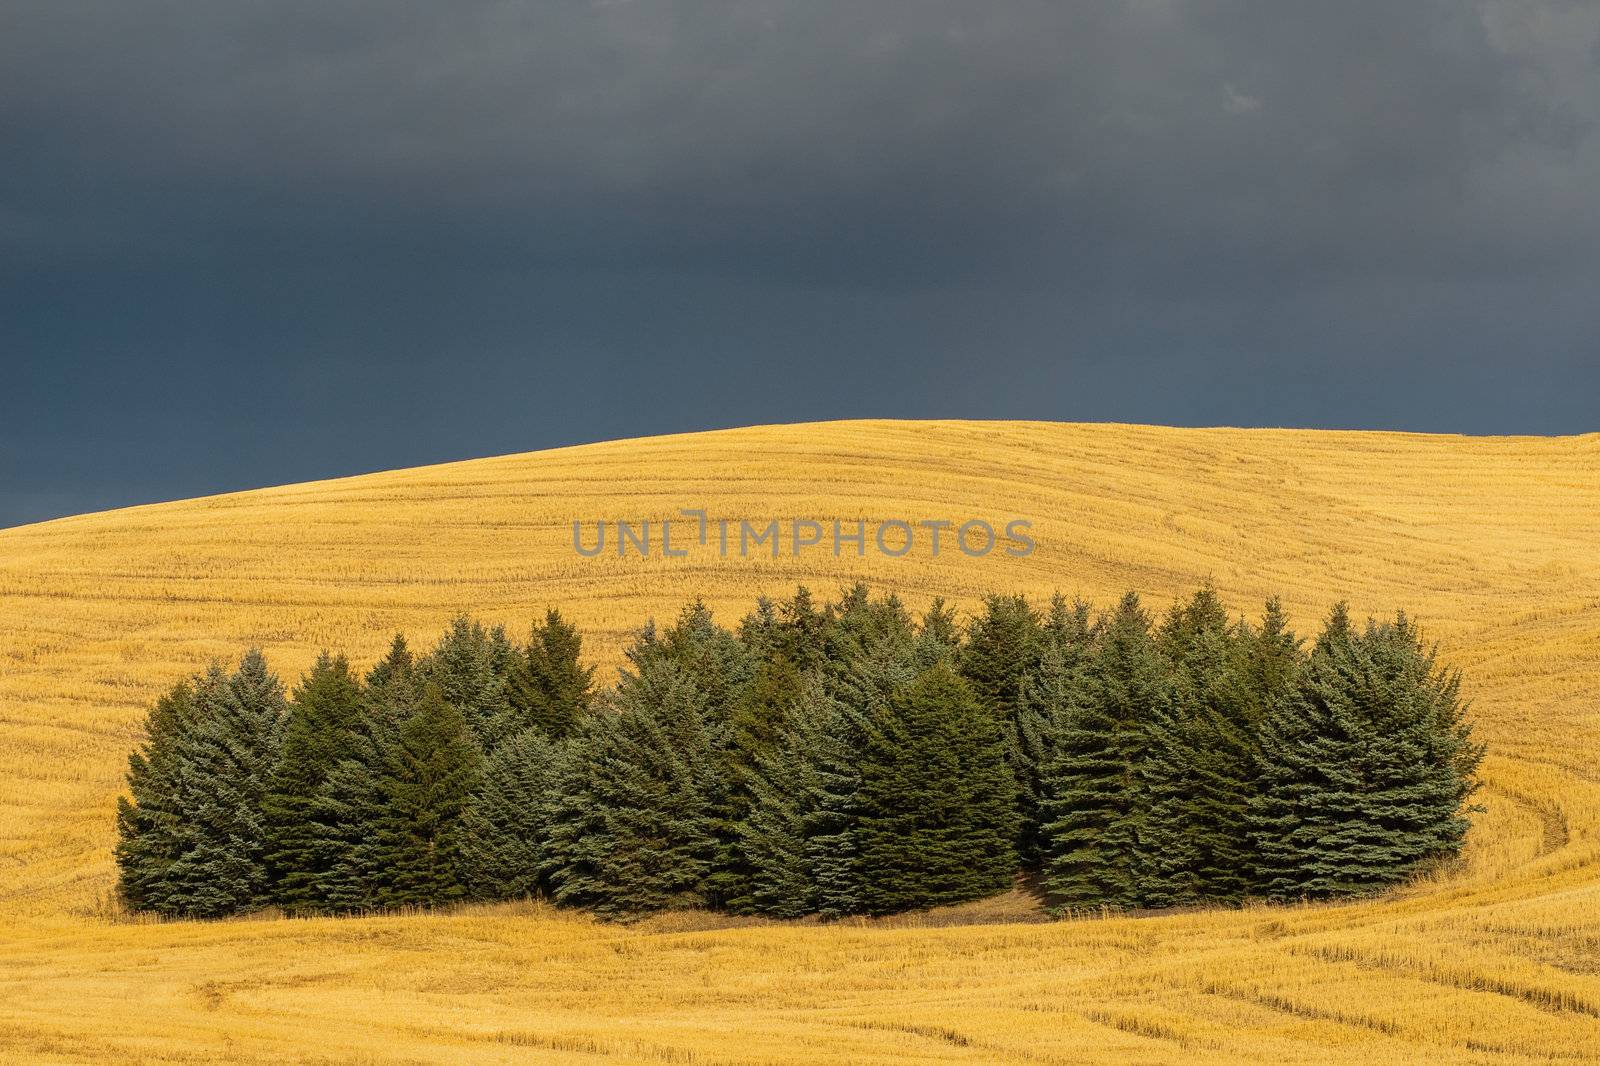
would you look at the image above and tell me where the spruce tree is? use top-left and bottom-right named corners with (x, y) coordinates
top-left (620, 602), bottom-right (749, 905)
top-left (781, 586), bottom-right (829, 673)
top-left (264, 651), bottom-right (364, 911)
top-left (115, 680), bottom-right (197, 912)
top-left (460, 727), bottom-right (560, 899)
top-left (960, 593), bottom-right (1042, 723)
top-left (1237, 597), bottom-right (1305, 723)
top-left (1041, 593), bottom-right (1162, 909)
top-left (1138, 591), bottom-right (1258, 906)
top-left (914, 597), bottom-right (962, 668)
top-left (728, 650), bottom-right (803, 773)
top-left (137, 652), bottom-right (288, 917)
top-left (737, 675), bottom-right (844, 917)
top-left (1008, 643), bottom-right (1086, 868)
top-left (421, 616), bottom-right (515, 748)
top-left (507, 609), bottom-right (594, 739)
top-left (311, 635), bottom-right (418, 911)
top-left (1006, 595), bottom-right (1094, 868)
top-left (854, 662), bottom-right (1018, 915)
top-left (1251, 607), bottom-right (1484, 900)
top-left (371, 681), bottom-right (483, 908)
top-left (543, 657), bottom-right (726, 915)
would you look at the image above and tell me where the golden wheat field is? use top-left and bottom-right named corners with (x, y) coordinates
top-left (2, 419), bottom-right (1598, 1065)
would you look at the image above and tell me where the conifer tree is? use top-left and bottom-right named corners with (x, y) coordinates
top-left (854, 662), bottom-right (1018, 915)
top-left (1251, 607), bottom-right (1484, 900)
top-left (264, 651), bottom-right (364, 911)
top-left (127, 652), bottom-right (288, 917)
top-left (821, 584), bottom-right (917, 678)
top-left (461, 727), bottom-right (560, 899)
top-left (543, 658), bottom-right (726, 915)
top-left (1008, 643), bottom-right (1085, 867)
top-left (631, 601), bottom-right (752, 726)
top-left (781, 586), bottom-right (829, 673)
top-left (914, 597), bottom-right (961, 668)
top-left (311, 635), bottom-right (418, 911)
top-left (422, 616), bottom-right (515, 748)
top-left (960, 593), bottom-right (1042, 722)
top-left (507, 609), bottom-right (594, 739)
top-left (1041, 593), bottom-right (1162, 909)
top-left (115, 680), bottom-right (197, 912)
top-left (1041, 594), bottom-right (1096, 655)
top-left (1138, 590), bottom-right (1258, 906)
top-left (737, 675), bottom-right (844, 917)
top-left (1237, 597), bottom-right (1305, 722)
top-left (1006, 595), bottom-right (1094, 867)
top-left (728, 650), bottom-right (803, 772)
top-left (371, 681), bottom-right (483, 907)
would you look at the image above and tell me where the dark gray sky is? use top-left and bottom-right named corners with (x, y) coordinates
top-left (4, 1), bottom-right (1597, 528)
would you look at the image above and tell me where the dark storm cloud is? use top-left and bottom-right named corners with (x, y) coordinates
top-left (3, 2), bottom-right (1598, 526)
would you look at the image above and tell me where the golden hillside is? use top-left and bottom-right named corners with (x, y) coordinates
top-left (2, 419), bottom-right (1598, 1064)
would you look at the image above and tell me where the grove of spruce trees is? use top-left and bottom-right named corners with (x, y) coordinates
top-left (116, 586), bottom-right (1483, 920)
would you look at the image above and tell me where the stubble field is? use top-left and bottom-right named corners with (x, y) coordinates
top-left (1, 419), bottom-right (1597, 1064)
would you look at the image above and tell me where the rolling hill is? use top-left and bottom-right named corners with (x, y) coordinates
top-left (2, 420), bottom-right (1598, 1064)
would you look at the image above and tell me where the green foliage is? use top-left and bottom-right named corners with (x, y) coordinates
top-left (960, 593), bottom-right (1042, 722)
top-left (1003, 595), bottom-right (1096, 867)
top-left (737, 675), bottom-right (845, 917)
top-left (1008, 642), bottom-right (1086, 868)
top-left (116, 652), bottom-right (287, 918)
top-left (1041, 593), bottom-right (1162, 909)
top-left (507, 609), bottom-right (594, 739)
top-left (265, 651), bottom-right (364, 911)
top-left (1251, 608), bottom-right (1484, 900)
top-left (116, 587), bottom-right (1485, 921)
top-left (461, 727), bottom-right (560, 899)
top-left (544, 656), bottom-right (726, 915)
top-left (1137, 589), bottom-right (1258, 906)
top-left (115, 680), bottom-right (196, 912)
top-left (421, 616), bottom-right (515, 747)
top-left (855, 662), bottom-right (1018, 915)
top-left (309, 637), bottom-right (419, 911)
top-left (370, 681), bottom-right (483, 907)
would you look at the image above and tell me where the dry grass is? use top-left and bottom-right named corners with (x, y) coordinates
top-left (1, 418), bottom-right (1598, 1063)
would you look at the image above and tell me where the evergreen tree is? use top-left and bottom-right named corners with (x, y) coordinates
top-left (125, 652), bottom-right (288, 917)
top-left (1041, 594), bottom-right (1097, 655)
top-left (781, 586), bottom-right (830, 673)
top-left (311, 636), bottom-right (418, 911)
top-left (728, 650), bottom-right (803, 773)
top-left (1041, 593), bottom-right (1162, 909)
top-left (422, 616), bottom-right (515, 747)
top-left (115, 680), bottom-right (197, 912)
top-left (1006, 595), bottom-right (1095, 868)
top-left (914, 597), bottom-right (961, 668)
top-left (821, 584), bottom-right (917, 680)
top-left (960, 593), bottom-right (1042, 723)
top-left (371, 681), bottom-right (483, 907)
top-left (1237, 597), bottom-right (1304, 722)
top-left (632, 600), bottom-right (753, 726)
top-left (1251, 607), bottom-right (1483, 900)
top-left (507, 609), bottom-right (594, 739)
top-left (116, 589), bottom-right (1488, 923)
top-left (1138, 591), bottom-right (1258, 906)
top-left (854, 662), bottom-right (1018, 915)
top-left (1008, 643), bottom-right (1086, 867)
top-left (461, 727), bottom-right (560, 899)
top-left (543, 657), bottom-right (726, 915)
top-left (737, 675), bottom-right (844, 917)
top-left (264, 651), bottom-right (364, 911)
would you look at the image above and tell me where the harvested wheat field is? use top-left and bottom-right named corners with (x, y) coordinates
top-left (2, 419), bottom-right (1598, 1064)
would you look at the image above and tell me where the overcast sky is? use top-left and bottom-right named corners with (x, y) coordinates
top-left (3, 1), bottom-right (1597, 527)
